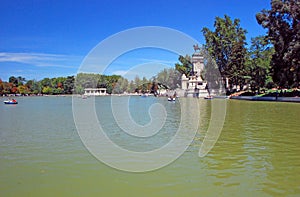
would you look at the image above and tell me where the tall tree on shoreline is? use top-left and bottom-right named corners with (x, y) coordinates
top-left (256, 0), bottom-right (300, 88)
top-left (202, 15), bottom-right (248, 90)
top-left (247, 36), bottom-right (274, 93)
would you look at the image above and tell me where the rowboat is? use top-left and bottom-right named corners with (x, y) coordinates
top-left (4, 99), bottom-right (18, 104)
top-left (168, 97), bottom-right (176, 101)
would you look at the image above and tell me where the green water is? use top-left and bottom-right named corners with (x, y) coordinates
top-left (0, 96), bottom-right (299, 196)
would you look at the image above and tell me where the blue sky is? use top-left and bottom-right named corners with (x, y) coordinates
top-left (0, 0), bottom-right (270, 81)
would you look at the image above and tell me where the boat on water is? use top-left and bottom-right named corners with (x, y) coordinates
top-left (168, 97), bottom-right (176, 101)
top-left (4, 99), bottom-right (18, 104)
top-left (168, 92), bottom-right (177, 102)
top-left (204, 95), bottom-right (213, 100)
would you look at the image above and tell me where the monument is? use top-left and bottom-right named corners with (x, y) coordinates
top-left (181, 44), bottom-right (208, 97)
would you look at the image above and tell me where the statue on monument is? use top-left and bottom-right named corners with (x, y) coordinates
top-left (193, 44), bottom-right (201, 53)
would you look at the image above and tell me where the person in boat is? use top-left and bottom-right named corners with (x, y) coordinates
top-left (12, 99), bottom-right (16, 102)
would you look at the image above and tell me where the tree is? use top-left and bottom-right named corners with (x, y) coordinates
top-left (120, 78), bottom-right (129, 93)
top-left (105, 75), bottom-right (121, 94)
top-left (31, 81), bottom-right (42, 94)
top-left (200, 49), bottom-right (223, 90)
top-left (247, 36), bottom-right (274, 93)
top-left (42, 86), bottom-right (53, 94)
top-left (112, 77), bottom-right (129, 94)
top-left (134, 76), bottom-right (141, 92)
top-left (155, 68), bottom-right (181, 90)
top-left (127, 81), bottom-right (136, 93)
top-left (256, 0), bottom-right (300, 88)
top-left (25, 80), bottom-right (35, 92)
top-left (63, 76), bottom-right (74, 94)
top-left (17, 76), bottom-right (26, 85)
top-left (202, 15), bottom-right (248, 90)
top-left (0, 79), bottom-right (3, 95)
top-left (18, 85), bottom-right (30, 95)
top-left (175, 55), bottom-right (193, 77)
top-left (9, 76), bottom-right (18, 86)
top-left (2, 82), bottom-right (12, 95)
top-left (141, 77), bottom-right (150, 93)
top-left (40, 78), bottom-right (52, 88)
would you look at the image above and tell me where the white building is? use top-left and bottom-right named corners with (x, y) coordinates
top-left (84, 88), bottom-right (107, 96)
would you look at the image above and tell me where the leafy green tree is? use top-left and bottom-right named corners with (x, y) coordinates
top-left (76, 73), bottom-right (98, 88)
top-left (140, 77), bottom-right (150, 93)
top-left (112, 77), bottom-right (129, 94)
top-left (3, 82), bottom-right (13, 94)
top-left (74, 85), bottom-right (84, 95)
top-left (42, 86), bottom-right (53, 94)
top-left (127, 81), bottom-right (136, 93)
top-left (9, 76), bottom-right (18, 86)
top-left (256, 0), bottom-right (300, 88)
top-left (246, 36), bottom-right (274, 93)
top-left (17, 76), bottom-right (26, 85)
top-left (52, 87), bottom-right (63, 95)
top-left (18, 85), bottom-right (30, 95)
top-left (134, 76), bottom-right (141, 92)
top-left (32, 81), bottom-right (42, 94)
top-left (175, 55), bottom-right (193, 77)
top-left (155, 68), bottom-right (181, 90)
top-left (120, 78), bottom-right (129, 93)
top-left (105, 75), bottom-right (121, 94)
top-left (97, 75), bottom-right (107, 88)
top-left (40, 78), bottom-right (52, 88)
top-left (202, 15), bottom-right (248, 90)
top-left (0, 79), bottom-right (4, 95)
top-left (200, 49), bottom-right (222, 90)
top-left (25, 80), bottom-right (34, 92)
top-left (63, 76), bottom-right (74, 94)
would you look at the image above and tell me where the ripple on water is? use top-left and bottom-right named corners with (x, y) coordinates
top-left (0, 97), bottom-right (300, 196)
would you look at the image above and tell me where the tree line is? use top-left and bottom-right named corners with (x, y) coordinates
top-left (175, 0), bottom-right (299, 93)
top-left (0, 68), bottom-right (181, 96)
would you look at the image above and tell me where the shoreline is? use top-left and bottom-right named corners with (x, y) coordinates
top-left (2, 94), bottom-right (300, 103)
top-left (230, 96), bottom-right (300, 103)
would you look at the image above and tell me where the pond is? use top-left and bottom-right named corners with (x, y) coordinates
top-left (0, 96), bottom-right (299, 196)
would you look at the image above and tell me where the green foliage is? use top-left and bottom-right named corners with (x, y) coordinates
top-left (202, 15), bottom-right (248, 90)
top-left (246, 36), bottom-right (274, 93)
top-left (18, 85), bottom-right (30, 95)
top-left (42, 86), bottom-right (53, 94)
top-left (175, 55), bottom-right (193, 77)
top-left (154, 68), bottom-right (181, 90)
top-left (112, 77), bottom-right (129, 94)
top-left (256, 0), bottom-right (300, 88)
top-left (200, 49), bottom-right (222, 89)
top-left (63, 76), bottom-right (75, 94)
top-left (9, 76), bottom-right (18, 86)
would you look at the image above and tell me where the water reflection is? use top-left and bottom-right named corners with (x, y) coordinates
top-left (198, 100), bottom-right (300, 195)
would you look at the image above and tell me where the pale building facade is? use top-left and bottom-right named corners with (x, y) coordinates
top-left (84, 88), bottom-right (107, 96)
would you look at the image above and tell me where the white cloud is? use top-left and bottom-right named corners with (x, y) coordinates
top-left (0, 52), bottom-right (81, 68)
top-left (112, 70), bottom-right (129, 76)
